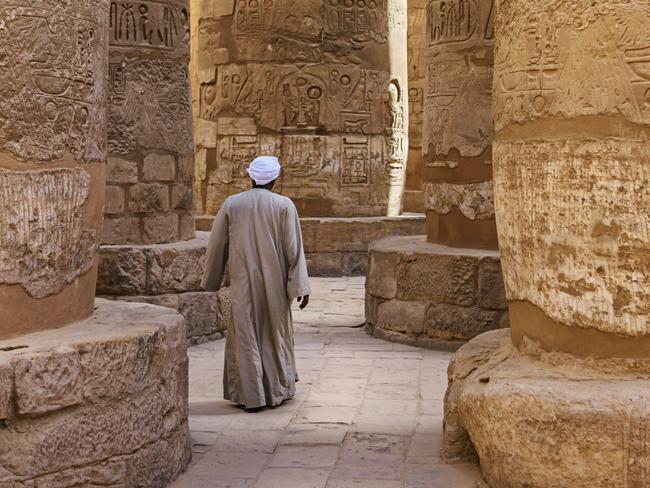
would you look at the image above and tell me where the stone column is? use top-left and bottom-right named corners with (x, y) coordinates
top-left (0, 0), bottom-right (109, 338)
top-left (191, 0), bottom-right (409, 218)
top-left (443, 2), bottom-right (650, 486)
top-left (403, 0), bottom-right (428, 213)
top-left (423, 0), bottom-right (497, 250)
top-left (364, 0), bottom-right (507, 349)
top-left (104, 0), bottom-right (195, 245)
top-left (493, 0), bottom-right (650, 358)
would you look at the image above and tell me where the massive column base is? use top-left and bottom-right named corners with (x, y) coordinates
top-left (98, 232), bottom-right (229, 345)
top-left (0, 300), bottom-right (191, 487)
top-left (365, 236), bottom-right (508, 351)
top-left (445, 329), bottom-right (650, 488)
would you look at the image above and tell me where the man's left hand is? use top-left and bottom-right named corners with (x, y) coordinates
top-left (298, 296), bottom-right (310, 310)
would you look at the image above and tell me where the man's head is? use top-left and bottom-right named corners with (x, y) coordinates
top-left (248, 156), bottom-right (281, 190)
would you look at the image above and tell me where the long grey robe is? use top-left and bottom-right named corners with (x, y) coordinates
top-left (202, 189), bottom-right (311, 408)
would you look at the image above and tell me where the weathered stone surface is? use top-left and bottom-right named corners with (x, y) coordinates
top-left (13, 348), bottom-right (84, 416)
top-left (0, 300), bottom-right (190, 485)
top-left (493, 0), bottom-right (650, 350)
top-left (105, 0), bottom-right (195, 245)
top-left (445, 329), bottom-right (650, 487)
top-left (376, 300), bottom-right (427, 335)
top-left (191, 0), bottom-right (410, 218)
top-left (147, 246), bottom-right (205, 295)
top-left (0, 362), bottom-right (13, 420)
top-left (477, 257), bottom-right (508, 310)
top-left (425, 181), bottom-right (495, 221)
top-left (0, 0), bottom-right (109, 338)
top-left (366, 236), bottom-right (508, 350)
top-left (102, 216), bottom-right (141, 245)
top-left (179, 292), bottom-right (219, 338)
top-left (97, 247), bottom-right (147, 295)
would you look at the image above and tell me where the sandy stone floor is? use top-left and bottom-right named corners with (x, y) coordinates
top-left (172, 277), bottom-right (483, 488)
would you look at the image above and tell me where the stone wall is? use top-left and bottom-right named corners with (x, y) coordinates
top-left (422, 0), bottom-right (497, 250)
top-left (365, 236), bottom-right (508, 350)
top-left (0, 0), bottom-right (109, 338)
top-left (191, 0), bottom-right (409, 218)
top-left (104, 0), bottom-right (195, 245)
top-left (0, 300), bottom-right (191, 486)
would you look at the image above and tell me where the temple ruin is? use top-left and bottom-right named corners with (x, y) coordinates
top-left (0, 0), bottom-right (648, 486)
top-left (0, 1), bottom-right (191, 484)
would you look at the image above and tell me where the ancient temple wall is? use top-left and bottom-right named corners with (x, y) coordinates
top-left (191, 0), bottom-right (409, 218)
top-left (493, 0), bottom-right (650, 356)
top-left (403, 0), bottom-right (427, 212)
top-left (103, 0), bottom-right (195, 245)
top-left (0, 0), bottom-right (109, 339)
top-left (422, 0), bottom-right (497, 250)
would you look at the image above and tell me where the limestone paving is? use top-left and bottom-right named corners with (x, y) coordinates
top-left (172, 278), bottom-right (483, 488)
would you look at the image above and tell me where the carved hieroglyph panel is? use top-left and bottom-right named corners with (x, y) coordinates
top-left (494, 0), bottom-right (650, 131)
top-left (422, 0), bottom-right (494, 159)
top-left (108, 58), bottom-right (193, 156)
top-left (0, 2), bottom-right (109, 163)
top-left (0, 169), bottom-right (95, 299)
top-left (407, 0), bottom-right (428, 149)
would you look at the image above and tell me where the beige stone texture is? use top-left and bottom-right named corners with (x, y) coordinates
top-left (365, 236), bottom-right (508, 350)
top-left (0, 0), bottom-right (109, 338)
top-left (422, 0), bottom-right (497, 249)
top-left (97, 233), bottom-right (227, 344)
top-left (191, 0), bottom-right (409, 218)
top-left (105, 0), bottom-right (195, 245)
top-left (445, 329), bottom-right (650, 488)
top-left (492, 0), bottom-right (650, 351)
top-left (0, 300), bottom-right (191, 486)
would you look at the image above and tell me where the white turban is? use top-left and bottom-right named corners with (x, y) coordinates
top-left (247, 156), bottom-right (281, 185)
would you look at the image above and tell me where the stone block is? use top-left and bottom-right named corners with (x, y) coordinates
top-left (217, 287), bottom-right (233, 330)
top-left (306, 253), bottom-right (344, 277)
top-left (128, 183), bottom-right (170, 213)
top-left (478, 257), bottom-right (508, 310)
top-left (398, 253), bottom-right (478, 307)
top-left (13, 349), bottom-right (83, 415)
top-left (172, 184), bottom-right (193, 210)
top-left (178, 292), bottom-right (219, 338)
top-left (97, 247), bottom-right (147, 295)
top-left (117, 294), bottom-right (181, 310)
top-left (425, 304), bottom-right (500, 341)
top-left (0, 362), bottom-right (13, 420)
top-left (179, 213), bottom-right (196, 241)
top-left (104, 185), bottom-right (125, 215)
top-left (102, 216), bottom-right (140, 245)
top-left (146, 245), bottom-right (206, 294)
top-left (142, 213), bottom-right (179, 244)
top-left (367, 249), bottom-right (400, 299)
top-left (143, 153), bottom-right (176, 182)
top-left (313, 220), bottom-right (384, 253)
top-left (178, 155), bottom-right (194, 184)
top-left (107, 157), bottom-right (138, 184)
top-left (376, 300), bottom-right (427, 335)
top-left (196, 119), bottom-right (217, 148)
top-left (342, 252), bottom-right (368, 276)
top-left (218, 117), bottom-right (257, 135)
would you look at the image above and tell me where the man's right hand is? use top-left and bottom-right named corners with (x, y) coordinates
top-left (298, 296), bottom-right (310, 310)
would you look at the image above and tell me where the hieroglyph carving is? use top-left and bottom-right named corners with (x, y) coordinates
top-left (0, 4), bottom-right (108, 162)
top-left (422, 0), bottom-right (493, 159)
top-left (494, 1), bottom-right (650, 129)
top-left (0, 169), bottom-right (95, 298)
top-left (110, 1), bottom-right (190, 52)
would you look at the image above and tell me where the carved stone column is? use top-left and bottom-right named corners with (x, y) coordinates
top-left (0, 0), bottom-right (109, 338)
top-left (423, 0), bottom-right (496, 250)
top-left (104, 0), bottom-right (195, 245)
top-left (365, 0), bottom-right (507, 349)
top-left (443, 2), bottom-right (650, 486)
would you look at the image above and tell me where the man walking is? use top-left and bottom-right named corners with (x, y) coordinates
top-left (202, 156), bottom-right (311, 411)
